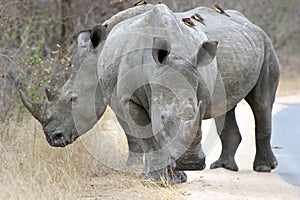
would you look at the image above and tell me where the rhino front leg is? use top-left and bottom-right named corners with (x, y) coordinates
top-left (116, 117), bottom-right (144, 167)
top-left (126, 134), bottom-right (144, 166)
top-left (121, 99), bottom-right (168, 180)
top-left (123, 99), bottom-right (186, 183)
top-left (143, 137), bottom-right (169, 182)
top-left (210, 106), bottom-right (241, 171)
top-left (143, 136), bottom-right (187, 184)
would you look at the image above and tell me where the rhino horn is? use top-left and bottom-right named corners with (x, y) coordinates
top-left (182, 100), bottom-right (203, 144)
top-left (45, 84), bottom-right (60, 101)
top-left (191, 100), bottom-right (203, 144)
top-left (19, 90), bottom-right (46, 121)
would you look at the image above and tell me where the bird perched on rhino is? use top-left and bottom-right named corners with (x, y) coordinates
top-left (214, 3), bottom-right (230, 17)
top-left (191, 13), bottom-right (206, 26)
top-left (182, 18), bottom-right (195, 28)
top-left (134, 0), bottom-right (147, 6)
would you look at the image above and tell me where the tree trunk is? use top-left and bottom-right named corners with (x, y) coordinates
top-left (16, 2), bottom-right (22, 46)
top-left (60, 0), bottom-right (71, 45)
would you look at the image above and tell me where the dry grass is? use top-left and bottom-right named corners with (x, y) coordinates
top-left (277, 54), bottom-right (300, 96)
top-left (277, 75), bottom-right (300, 97)
top-left (0, 109), bottom-right (183, 200)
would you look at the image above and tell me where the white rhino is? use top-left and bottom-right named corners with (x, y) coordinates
top-left (20, 4), bottom-right (280, 183)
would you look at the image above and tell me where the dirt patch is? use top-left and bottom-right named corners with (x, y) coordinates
top-left (179, 169), bottom-right (299, 200)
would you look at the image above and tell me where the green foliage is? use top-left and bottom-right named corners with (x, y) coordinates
top-left (16, 43), bottom-right (72, 102)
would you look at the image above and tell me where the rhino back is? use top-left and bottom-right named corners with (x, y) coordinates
top-left (177, 7), bottom-right (271, 117)
top-left (98, 5), bottom-right (211, 106)
top-left (99, 5), bottom-right (275, 118)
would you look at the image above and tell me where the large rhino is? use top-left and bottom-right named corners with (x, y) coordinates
top-left (20, 4), bottom-right (280, 183)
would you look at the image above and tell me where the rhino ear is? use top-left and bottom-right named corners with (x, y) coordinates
top-left (152, 37), bottom-right (171, 65)
top-left (77, 30), bottom-right (91, 50)
top-left (90, 25), bottom-right (107, 49)
top-left (195, 41), bottom-right (218, 67)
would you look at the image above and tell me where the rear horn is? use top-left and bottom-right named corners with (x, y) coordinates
top-left (45, 85), bottom-right (60, 101)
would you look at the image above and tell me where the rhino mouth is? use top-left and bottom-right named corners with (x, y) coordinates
top-left (46, 129), bottom-right (79, 147)
top-left (71, 134), bottom-right (80, 142)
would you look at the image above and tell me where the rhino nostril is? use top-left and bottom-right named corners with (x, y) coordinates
top-left (161, 115), bottom-right (165, 121)
top-left (47, 130), bottom-right (68, 147)
top-left (53, 133), bottom-right (64, 140)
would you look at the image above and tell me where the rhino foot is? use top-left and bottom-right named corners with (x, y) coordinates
top-left (126, 152), bottom-right (144, 167)
top-left (210, 158), bottom-right (239, 171)
top-left (168, 170), bottom-right (187, 184)
top-left (143, 168), bottom-right (187, 185)
top-left (253, 156), bottom-right (278, 172)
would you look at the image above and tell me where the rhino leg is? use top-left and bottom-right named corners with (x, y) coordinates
top-left (126, 134), bottom-right (144, 166)
top-left (143, 137), bottom-right (168, 182)
top-left (144, 168), bottom-right (187, 184)
top-left (246, 93), bottom-right (278, 172)
top-left (143, 136), bottom-right (187, 184)
top-left (167, 168), bottom-right (187, 184)
top-left (116, 117), bottom-right (144, 167)
top-left (122, 100), bottom-right (186, 183)
top-left (245, 49), bottom-right (279, 172)
top-left (245, 97), bottom-right (278, 172)
top-left (210, 106), bottom-right (241, 171)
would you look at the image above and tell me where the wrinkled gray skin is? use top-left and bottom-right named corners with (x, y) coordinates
top-left (20, 4), bottom-right (280, 183)
top-left (98, 4), bottom-right (279, 180)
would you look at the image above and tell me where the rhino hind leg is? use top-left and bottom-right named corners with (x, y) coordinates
top-left (245, 48), bottom-right (279, 172)
top-left (245, 93), bottom-right (278, 172)
top-left (245, 96), bottom-right (278, 172)
top-left (210, 106), bottom-right (241, 171)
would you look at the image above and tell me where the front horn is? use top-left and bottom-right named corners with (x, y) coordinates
top-left (181, 100), bottom-right (203, 145)
top-left (190, 100), bottom-right (203, 144)
top-left (19, 90), bottom-right (46, 122)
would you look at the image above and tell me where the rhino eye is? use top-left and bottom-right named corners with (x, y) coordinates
top-left (69, 93), bottom-right (78, 103)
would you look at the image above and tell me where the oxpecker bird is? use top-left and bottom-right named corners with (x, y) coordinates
top-left (191, 13), bottom-right (206, 26)
top-left (134, 0), bottom-right (147, 6)
top-left (214, 3), bottom-right (230, 17)
top-left (182, 18), bottom-right (195, 28)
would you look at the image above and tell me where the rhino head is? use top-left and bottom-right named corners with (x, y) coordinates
top-left (150, 37), bottom-right (218, 170)
top-left (20, 25), bottom-right (107, 147)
